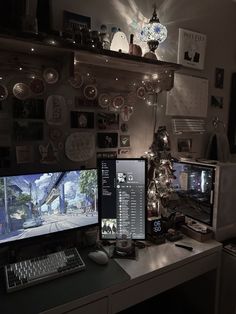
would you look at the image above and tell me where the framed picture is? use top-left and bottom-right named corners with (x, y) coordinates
top-left (97, 133), bottom-right (118, 148)
top-left (177, 28), bottom-right (207, 70)
top-left (97, 112), bottom-right (119, 130)
top-left (120, 135), bottom-right (130, 147)
top-left (177, 138), bottom-right (192, 153)
top-left (63, 10), bottom-right (91, 35)
top-left (215, 68), bottom-right (224, 89)
top-left (71, 111), bottom-right (94, 129)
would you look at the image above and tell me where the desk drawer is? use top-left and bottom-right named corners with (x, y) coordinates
top-left (65, 297), bottom-right (108, 314)
top-left (112, 253), bottom-right (218, 313)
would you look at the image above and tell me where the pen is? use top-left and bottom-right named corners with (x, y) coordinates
top-left (175, 243), bottom-right (193, 251)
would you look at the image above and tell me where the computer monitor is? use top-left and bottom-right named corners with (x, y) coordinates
top-left (97, 158), bottom-right (147, 240)
top-left (168, 161), bottom-right (215, 226)
top-left (0, 168), bottom-right (98, 245)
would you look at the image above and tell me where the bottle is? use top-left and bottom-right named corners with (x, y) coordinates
top-left (129, 34), bottom-right (142, 56)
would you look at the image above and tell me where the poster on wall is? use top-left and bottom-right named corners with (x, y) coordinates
top-left (177, 28), bottom-right (207, 70)
top-left (166, 73), bottom-right (208, 117)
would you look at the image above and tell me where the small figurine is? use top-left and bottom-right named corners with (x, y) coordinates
top-left (110, 28), bottom-right (129, 53)
top-left (100, 24), bottom-right (110, 50)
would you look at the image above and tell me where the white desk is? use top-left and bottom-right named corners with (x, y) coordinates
top-left (40, 237), bottom-right (222, 314)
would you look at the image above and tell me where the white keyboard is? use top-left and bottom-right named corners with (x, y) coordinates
top-left (5, 247), bottom-right (85, 293)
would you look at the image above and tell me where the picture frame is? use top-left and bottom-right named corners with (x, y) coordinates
top-left (177, 138), bottom-right (192, 153)
top-left (97, 112), bottom-right (119, 130)
top-left (97, 133), bottom-right (118, 148)
top-left (71, 111), bottom-right (94, 129)
top-left (177, 28), bottom-right (207, 70)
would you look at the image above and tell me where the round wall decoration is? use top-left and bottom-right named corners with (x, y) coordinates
top-left (65, 132), bottom-right (95, 162)
top-left (98, 93), bottom-right (111, 108)
top-left (137, 86), bottom-right (146, 99)
top-left (0, 84), bottom-right (8, 100)
top-left (68, 72), bottom-right (83, 89)
top-left (83, 84), bottom-right (97, 100)
top-left (30, 78), bottom-right (45, 95)
top-left (13, 83), bottom-right (30, 100)
top-left (43, 68), bottom-right (59, 84)
top-left (112, 95), bottom-right (125, 110)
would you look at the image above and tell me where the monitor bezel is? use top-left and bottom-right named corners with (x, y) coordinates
top-left (97, 158), bottom-right (148, 241)
top-left (171, 160), bottom-right (216, 226)
top-left (0, 167), bottom-right (98, 250)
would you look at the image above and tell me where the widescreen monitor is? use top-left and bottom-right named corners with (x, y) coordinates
top-left (0, 169), bottom-right (98, 245)
top-left (97, 158), bottom-right (147, 240)
top-left (168, 161), bottom-right (215, 226)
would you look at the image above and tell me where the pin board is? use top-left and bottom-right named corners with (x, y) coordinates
top-left (166, 73), bottom-right (208, 117)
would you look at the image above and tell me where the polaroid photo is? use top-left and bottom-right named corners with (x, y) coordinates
top-left (97, 133), bottom-right (118, 148)
top-left (71, 111), bottom-right (94, 128)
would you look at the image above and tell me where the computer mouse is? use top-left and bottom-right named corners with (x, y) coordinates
top-left (88, 250), bottom-right (109, 265)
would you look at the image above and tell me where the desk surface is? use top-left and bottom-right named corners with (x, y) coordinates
top-left (0, 248), bottom-right (130, 314)
top-left (0, 237), bottom-right (222, 314)
top-left (115, 237), bottom-right (222, 280)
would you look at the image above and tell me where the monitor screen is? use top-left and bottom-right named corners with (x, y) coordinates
top-left (168, 161), bottom-right (215, 225)
top-left (0, 169), bottom-right (98, 245)
top-left (98, 158), bottom-right (147, 240)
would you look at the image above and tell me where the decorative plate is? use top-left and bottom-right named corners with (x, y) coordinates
top-left (98, 93), bottom-right (111, 108)
top-left (13, 83), bottom-right (31, 100)
top-left (65, 132), bottom-right (95, 162)
top-left (30, 78), bottom-right (45, 95)
top-left (144, 81), bottom-right (153, 92)
top-left (0, 84), bottom-right (8, 100)
top-left (43, 68), bottom-right (59, 84)
top-left (112, 95), bottom-right (125, 110)
top-left (136, 86), bottom-right (146, 99)
top-left (83, 85), bottom-right (97, 100)
top-left (68, 72), bottom-right (83, 89)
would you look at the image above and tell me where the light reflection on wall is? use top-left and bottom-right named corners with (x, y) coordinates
top-left (110, 0), bottom-right (212, 61)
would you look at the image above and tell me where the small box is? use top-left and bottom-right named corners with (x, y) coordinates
top-left (181, 225), bottom-right (213, 242)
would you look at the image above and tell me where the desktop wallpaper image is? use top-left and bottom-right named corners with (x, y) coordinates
top-left (0, 170), bottom-right (98, 244)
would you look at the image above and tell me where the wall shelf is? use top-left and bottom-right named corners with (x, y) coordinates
top-left (0, 32), bottom-right (181, 75)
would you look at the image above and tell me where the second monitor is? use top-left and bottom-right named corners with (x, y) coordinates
top-left (97, 158), bottom-right (147, 240)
